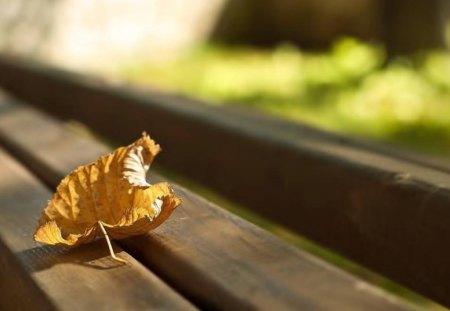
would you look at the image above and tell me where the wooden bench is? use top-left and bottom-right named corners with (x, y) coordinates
top-left (0, 56), bottom-right (447, 310)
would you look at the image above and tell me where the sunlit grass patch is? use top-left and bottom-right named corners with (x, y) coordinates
top-left (119, 38), bottom-right (450, 156)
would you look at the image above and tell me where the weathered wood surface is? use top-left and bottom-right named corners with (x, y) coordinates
top-left (0, 57), bottom-right (449, 307)
top-left (0, 98), bottom-right (413, 310)
top-left (0, 149), bottom-right (197, 310)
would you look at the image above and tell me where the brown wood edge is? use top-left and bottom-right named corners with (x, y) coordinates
top-left (0, 56), bottom-right (449, 307)
top-left (0, 235), bottom-right (57, 311)
top-left (0, 57), bottom-right (448, 173)
top-left (0, 144), bottom-right (198, 310)
top-left (0, 96), bottom-right (413, 310)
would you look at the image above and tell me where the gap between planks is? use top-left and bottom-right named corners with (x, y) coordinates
top-left (0, 144), bottom-right (197, 311)
top-left (0, 93), bottom-right (416, 311)
top-left (0, 58), bottom-right (450, 307)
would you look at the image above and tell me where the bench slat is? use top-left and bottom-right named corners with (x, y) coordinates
top-left (0, 146), bottom-right (197, 310)
top-left (0, 97), bottom-right (413, 310)
top-left (0, 58), bottom-right (449, 307)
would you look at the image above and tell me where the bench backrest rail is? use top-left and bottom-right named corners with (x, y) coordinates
top-left (0, 56), bottom-right (448, 308)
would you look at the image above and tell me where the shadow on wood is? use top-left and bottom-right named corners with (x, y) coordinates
top-left (16, 242), bottom-right (128, 273)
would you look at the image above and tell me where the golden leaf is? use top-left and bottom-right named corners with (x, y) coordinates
top-left (34, 132), bottom-right (181, 263)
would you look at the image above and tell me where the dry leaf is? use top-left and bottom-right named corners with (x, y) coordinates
top-left (34, 132), bottom-right (181, 263)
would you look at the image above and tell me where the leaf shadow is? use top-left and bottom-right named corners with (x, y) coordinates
top-left (16, 240), bottom-right (127, 273)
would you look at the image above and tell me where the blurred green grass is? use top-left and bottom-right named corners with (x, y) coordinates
top-left (119, 38), bottom-right (450, 156)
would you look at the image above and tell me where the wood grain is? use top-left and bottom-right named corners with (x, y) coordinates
top-left (0, 119), bottom-right (197, 309)
top-left (0, 96), bottom-right (413, 310)
top-left (0, 58), bottom-right (449, 306)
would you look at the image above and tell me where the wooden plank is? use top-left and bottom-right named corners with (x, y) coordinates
top-left (2, 57), bottom-right (450, 173)
top-left (0, 146), bottom-right (198, 310)
top-left (0, 97), bottom-right (414, 310)
top-left (0, 58), bottom-right (449, 306)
